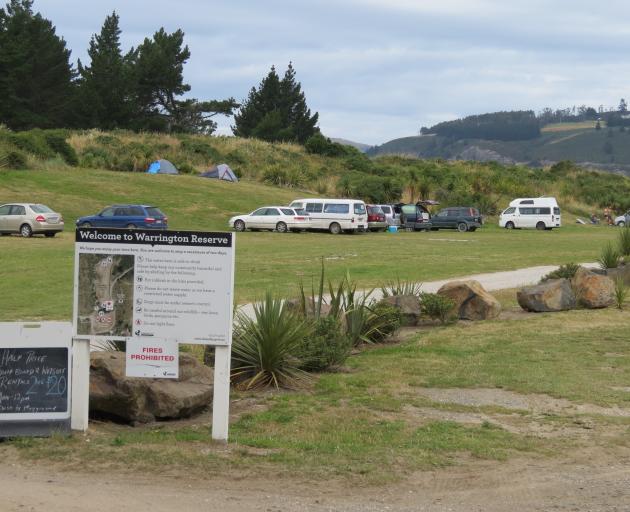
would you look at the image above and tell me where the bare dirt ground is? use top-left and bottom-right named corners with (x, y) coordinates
top-left (2, 445), bottom-right (630, 512)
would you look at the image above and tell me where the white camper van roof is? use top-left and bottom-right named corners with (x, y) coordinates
top-left (508, 197), bottom-right (559, 207)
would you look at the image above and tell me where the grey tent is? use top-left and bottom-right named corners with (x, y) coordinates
top-left (200, 163), bottom-right (239, 182)
top-left (147, 159), bottom-right (178, 175)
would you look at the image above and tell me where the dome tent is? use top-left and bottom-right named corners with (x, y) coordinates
top-left (146, 159), bottom-right (178, 175)
top-left (199, 163), bottom-right (238, 182)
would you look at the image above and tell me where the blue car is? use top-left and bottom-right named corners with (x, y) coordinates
top-left (76, 205), bottom-right (168, 230)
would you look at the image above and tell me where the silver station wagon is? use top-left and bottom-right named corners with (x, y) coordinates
top-left (0, 203), bottom-right (65, 237)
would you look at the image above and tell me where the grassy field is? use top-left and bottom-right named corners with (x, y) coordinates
top-left (9, 300), bottom-right (630, 480)
top-left (0, 168), bottom-right (621, 320)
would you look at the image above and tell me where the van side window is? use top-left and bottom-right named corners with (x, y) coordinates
top-left (519, 200), bottom-right (534, 205)
top-left (537, 207), bottom-right (551, 215)
top-left (519, 208), bottom-right (533, 215)
top-left (305, 203), bottom-right (323, 213)
top-left (324, 204), bottom-right (349, 214)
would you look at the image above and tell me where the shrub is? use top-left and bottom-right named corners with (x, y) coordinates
top-left (614, 277), bottom-right (628, 310)
top-left (305, 133), bottom-right (347, 157)
top-left (540, 262), bottom-right (580, 282)
top-left (5, 150), bottom-right (27, 169)
top-left (262, 166), bottom-right (288, 186)
top-left (9, 130), bottom-right (53, 159)
top-left (296, 316), bottom-right (351, 372)
top-left (367, 302), bottom-right (402, 343)
top-left (598, 242), bottom-right (620, 270)
top-left (618, 227), bottom-right (630, 257)
top-left (420, 292), bottom-right (456, 324)
top-left (231, 292), bottom-right (313, 389)
top-left (44, 132), bottom-right (79, 166)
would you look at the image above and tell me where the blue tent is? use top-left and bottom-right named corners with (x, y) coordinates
top-left (147, 159), bottom-right (178, 175)
top-left (199, 163), bottom-right (239, 182)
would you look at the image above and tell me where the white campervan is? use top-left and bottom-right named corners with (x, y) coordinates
top-left (499, 197), bottom-right (561, 230)
top-left (289, 198), bottom-right (368, 234)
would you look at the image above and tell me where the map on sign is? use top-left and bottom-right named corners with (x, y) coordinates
top-left (76, 254), bottom-right (134, 336)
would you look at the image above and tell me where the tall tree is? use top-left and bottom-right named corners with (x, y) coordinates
top-left (76, 11), bottom-right (132, 129)
top-left (619, 98), bottom-right (628, 113)
top-left (232, 63), bottom-right (319, 143)
top-left (0, 0), bottom-right (74, 129)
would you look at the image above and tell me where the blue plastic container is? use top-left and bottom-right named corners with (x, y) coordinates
top-left (387, 225), bottom-right (398, 233)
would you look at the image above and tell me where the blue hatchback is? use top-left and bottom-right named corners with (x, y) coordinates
top-left (76, 205), bottom-right (168, 230)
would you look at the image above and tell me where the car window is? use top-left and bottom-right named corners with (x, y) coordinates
top-left (380, 206), bottom-right (391, 214)
top-left (324, 203), bottom-right (350, 214)
top-left (10, 205), bottom-right (25, 215)
top-left (435, 210), bottom-right (447, 217)
top-left (280, 208), bottom-right (295, 215)
top-left (447, 209), bottom-right (459, 217)
top-left (146, 207), bottom-right (165, 218)
top-left (353, 203), bottom-right (366, 215)
top-left (0, 205), bottom-right (11, 215)
top-left (128, 206), bottom-right (145, 216)
top-left (401, 205), bottom-right (416, 215)
top-left (503, 207), bottom-right (516, 214)
top-left (266, 208), bottom-right (280, 216)
top-left (100, 207), bottom-right (116, 217)
top-left (29, 204), bottom-right (54, 213)
top-left (289, 202), bottom-right (303, 210)
top-left (114, 208), bottom-right (129, 216)
top-left (251, 208), bottom-right (266, 216)
top-left (305, 203), bottom-right (323, 213)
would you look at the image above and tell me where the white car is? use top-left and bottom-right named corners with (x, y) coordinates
top-left (229, 206), bottom-right (310, 233)
top-left (615, 211), bottom-right (630, 226)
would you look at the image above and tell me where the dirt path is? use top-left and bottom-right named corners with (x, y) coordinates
top-left (2, 447), bottom-right (630, 511)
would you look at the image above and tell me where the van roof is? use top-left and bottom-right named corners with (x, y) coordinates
top-left (508, 197), bottom-right (558, 207)
top-left (291, 198), bottom-right (365, 203)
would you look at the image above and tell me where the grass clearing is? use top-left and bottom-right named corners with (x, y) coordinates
top-left (7, 299), bottom-right (630, 480)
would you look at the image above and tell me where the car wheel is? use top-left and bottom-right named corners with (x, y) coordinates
top-left (20, 224), bottom-right (32, 238)
top-left (469, 227), bottom-right (477, 232)
top-left (276, 221), bottom-right (288, 233)
top-left (536, 221), bottom-right (546, 230)
top-left (234, 219), bottom-right (245, 232)
top-left (45, 232), bottom-right (56, 238)
top-left (126, 224), bottom-right (137, 229)
top-left (329, 222), bottom-right (341, 235)
top-left (618, 221), bottom-right (626, 227)
top-left (457, 222), bottom-right (468, 232)
top-left (81, 222), bottom-right (92, 228)
top-left (505, 222), bottom-right (515, 230)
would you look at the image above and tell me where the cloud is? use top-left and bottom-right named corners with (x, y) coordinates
top-left (34, 0), bottom-right (630, 144)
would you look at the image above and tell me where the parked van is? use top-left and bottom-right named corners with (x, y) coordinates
top-left (499, 197), bottom-right (561, 230)
top-left (289, 198), bottom-right (367, 234)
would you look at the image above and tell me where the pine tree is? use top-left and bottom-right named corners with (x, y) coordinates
top-left (0, 0), bottom-right (74, 129)
top-left (232, 63), bottom-right (318, 143)
top-left (76, 12), bottom-right (132, 129)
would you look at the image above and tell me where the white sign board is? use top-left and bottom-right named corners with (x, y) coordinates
top-left (73, 228), bottom-right (235, 345)
top-left (126, 339), bottom-right (179, 379)
top-left (0, 322), bottom-right (72, 423)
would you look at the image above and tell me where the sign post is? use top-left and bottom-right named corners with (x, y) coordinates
top-left (73, 227), bottom-right (235, 441)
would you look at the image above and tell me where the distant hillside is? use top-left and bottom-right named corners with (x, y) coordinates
top-left (331, 138), bottom-right (372, 152)
top-left (368, 122), bottom-right (630, 174)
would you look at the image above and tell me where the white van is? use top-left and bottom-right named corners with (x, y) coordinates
top-left (499, 197), bottom-right (561, 230)
top-left (289, 198), bottom-right (368, 234)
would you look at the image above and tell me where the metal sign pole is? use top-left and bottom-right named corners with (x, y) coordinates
top-left (211, 345), bottom-right (231, 442)
top-left (70, 337), bottom-right (91, 431)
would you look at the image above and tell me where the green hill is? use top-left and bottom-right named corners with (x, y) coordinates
top-left (369, 123), bottom-right (630, 174)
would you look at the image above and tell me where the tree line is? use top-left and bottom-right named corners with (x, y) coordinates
top-left (0, 0), bottom-right (319, 143)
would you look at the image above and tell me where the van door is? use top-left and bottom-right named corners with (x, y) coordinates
top-left (518, 207), bottom-right (535, 228)
top-left (353, 202), bottom-right (367, 229)
top-left (305, 202), bottom-right (324, 229)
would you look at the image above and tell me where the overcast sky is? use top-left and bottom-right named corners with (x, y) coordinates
top-left (36, 0), bottom-right (630, 145)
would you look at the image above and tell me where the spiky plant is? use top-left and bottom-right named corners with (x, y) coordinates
top-left (598, 242), bottom-right (620, 270)
top-left (618, 227), bottom-right (630, 258)
top-left (614, 277), bottom-right (628, 310)
top-left (381, 277), bottom-right (423, 297)
top-left (231, 292), bottom-right (313, 389)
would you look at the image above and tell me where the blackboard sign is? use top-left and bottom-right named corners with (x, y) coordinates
top-left (0, 347), bottom-right (69, 415)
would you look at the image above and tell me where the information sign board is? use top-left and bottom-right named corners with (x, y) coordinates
top-left (73, 228), bottom-right (235, 345)
top-left (126, 339), bottom-right (179, 379)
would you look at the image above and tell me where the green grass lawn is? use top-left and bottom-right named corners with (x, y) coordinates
top-left (0, 168), bottom-right (621, 320)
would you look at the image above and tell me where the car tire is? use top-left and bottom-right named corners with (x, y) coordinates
top-left (20, 224), bottom-right (32, 238)
top-left (81, 222), bottom-right (92, 228)
top-left (45, 232), bottom-right (56, 238)
top-left (329, 222), bottom-right (341, 235)
top-left (469, 227), bottom-right (477, 232)
top-left (505, 222), bottom-right (515, 230)
top-left (618, 221), bottom-right (626, 227)
top-left (457, 222), bottom-right (468, 232)
top-left (234, 220), bottom-right (245, 232)
top-left (126, 224), bottom-right (137, 229)
top-left (536, 221), bottom-right (546, 230)
top-left (276, 221), bottom-right (288, 233)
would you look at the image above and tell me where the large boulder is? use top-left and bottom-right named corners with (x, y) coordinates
top-left (285, 298), bottom-right (332, 318)
top-left (90, 352), bottom-right (213, 423)
top-left (571, 267), bottom-right (615, 309)
top-left (517, 278), bottom-right (576, 312)
top-left (437, 280), bottom-right (501, 320)
top-left (379, 295), bottom-right (421, 326)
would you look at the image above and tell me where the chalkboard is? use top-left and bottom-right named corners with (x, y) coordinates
top-left (0, 347), bottom-right (69, 415)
